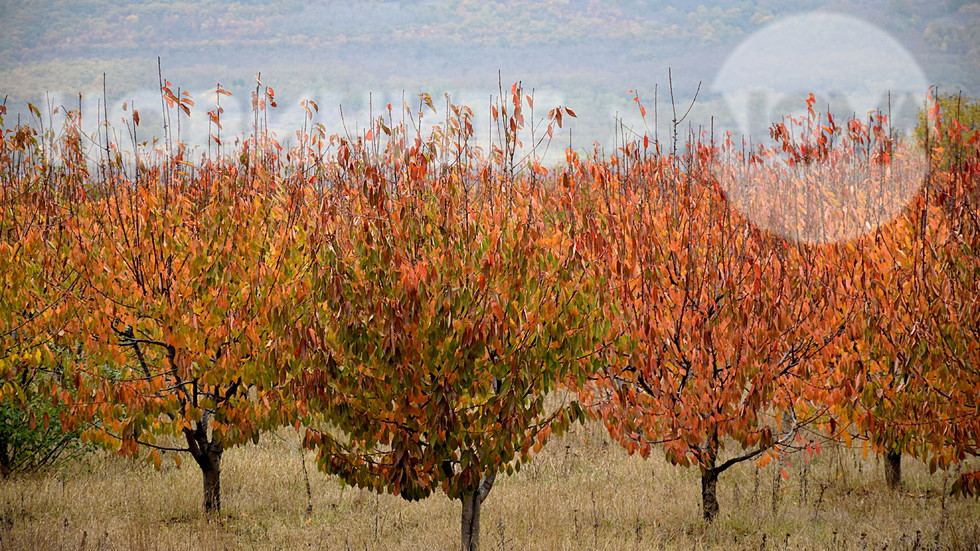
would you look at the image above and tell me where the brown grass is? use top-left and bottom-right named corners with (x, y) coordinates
top-left (2, 422), bottom-right (978, 550)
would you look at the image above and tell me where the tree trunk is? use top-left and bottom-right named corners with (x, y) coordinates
top-left (460, 488), bottom-right (482, 551)
top-left (701, 432), bottom-right (721, 523)
top-left (201, 454), bottom-right (221, 513)
top-left (0, 432), bottom-right (11, 478)
top-left (701, 468), bottom-right (720, 522)
top-left (885, 451), bottom-right (902, 490)
top-left (185, 423), bottom-right (224, 515)
top-left (460, 473), bottom-right (496, 551)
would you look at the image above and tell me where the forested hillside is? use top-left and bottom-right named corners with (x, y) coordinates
top-left (1, 1), bottom-right (976, 147)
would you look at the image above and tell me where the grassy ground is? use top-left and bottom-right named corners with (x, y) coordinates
top-left (2, 422), bottom-right (978, 550)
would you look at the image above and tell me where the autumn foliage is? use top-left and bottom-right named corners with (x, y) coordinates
top-left (1, 80), bottom-right (978, 548)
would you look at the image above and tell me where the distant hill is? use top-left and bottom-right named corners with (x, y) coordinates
top-left (2, 0), bottom-right (975, 145)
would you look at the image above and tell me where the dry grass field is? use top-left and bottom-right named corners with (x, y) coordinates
top-left (2, 421), bottom-right (978, 551)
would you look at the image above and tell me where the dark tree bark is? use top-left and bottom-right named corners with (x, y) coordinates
top-left (0, 433), bottom-right (10, 479)
top-left (200, 453), bottom-right (222, 513)
top-left (185, 418), bottom-right (224, 514)
top-left (460, 473), bottom-right (496, 551)
top-left (701, 467), bottom-right (720, 522)
top-left (885, 450), bottom-right (902, 490)
top-left (700, 432), bottom-right (721, 522)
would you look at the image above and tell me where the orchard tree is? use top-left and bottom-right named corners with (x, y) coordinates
top-left (584, 112), bottom-right (853, 522)
top-left (60, 162), bottom-right (306, 512)
top-left (830, 99), bottom-right (980, 491)
top-left (934, 111), bottom-right (980, 496)
top-left (290, 90), bottom-right (611, 551)
top-left (833, 209), bottom-right (946, 489)
top-left (841, 97), bottom-right (980, 488)
top-left (26, 85), bottom-right (310, 514)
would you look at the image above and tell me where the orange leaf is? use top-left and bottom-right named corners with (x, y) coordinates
top-left (490, 300), bottom-right (504, 321)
